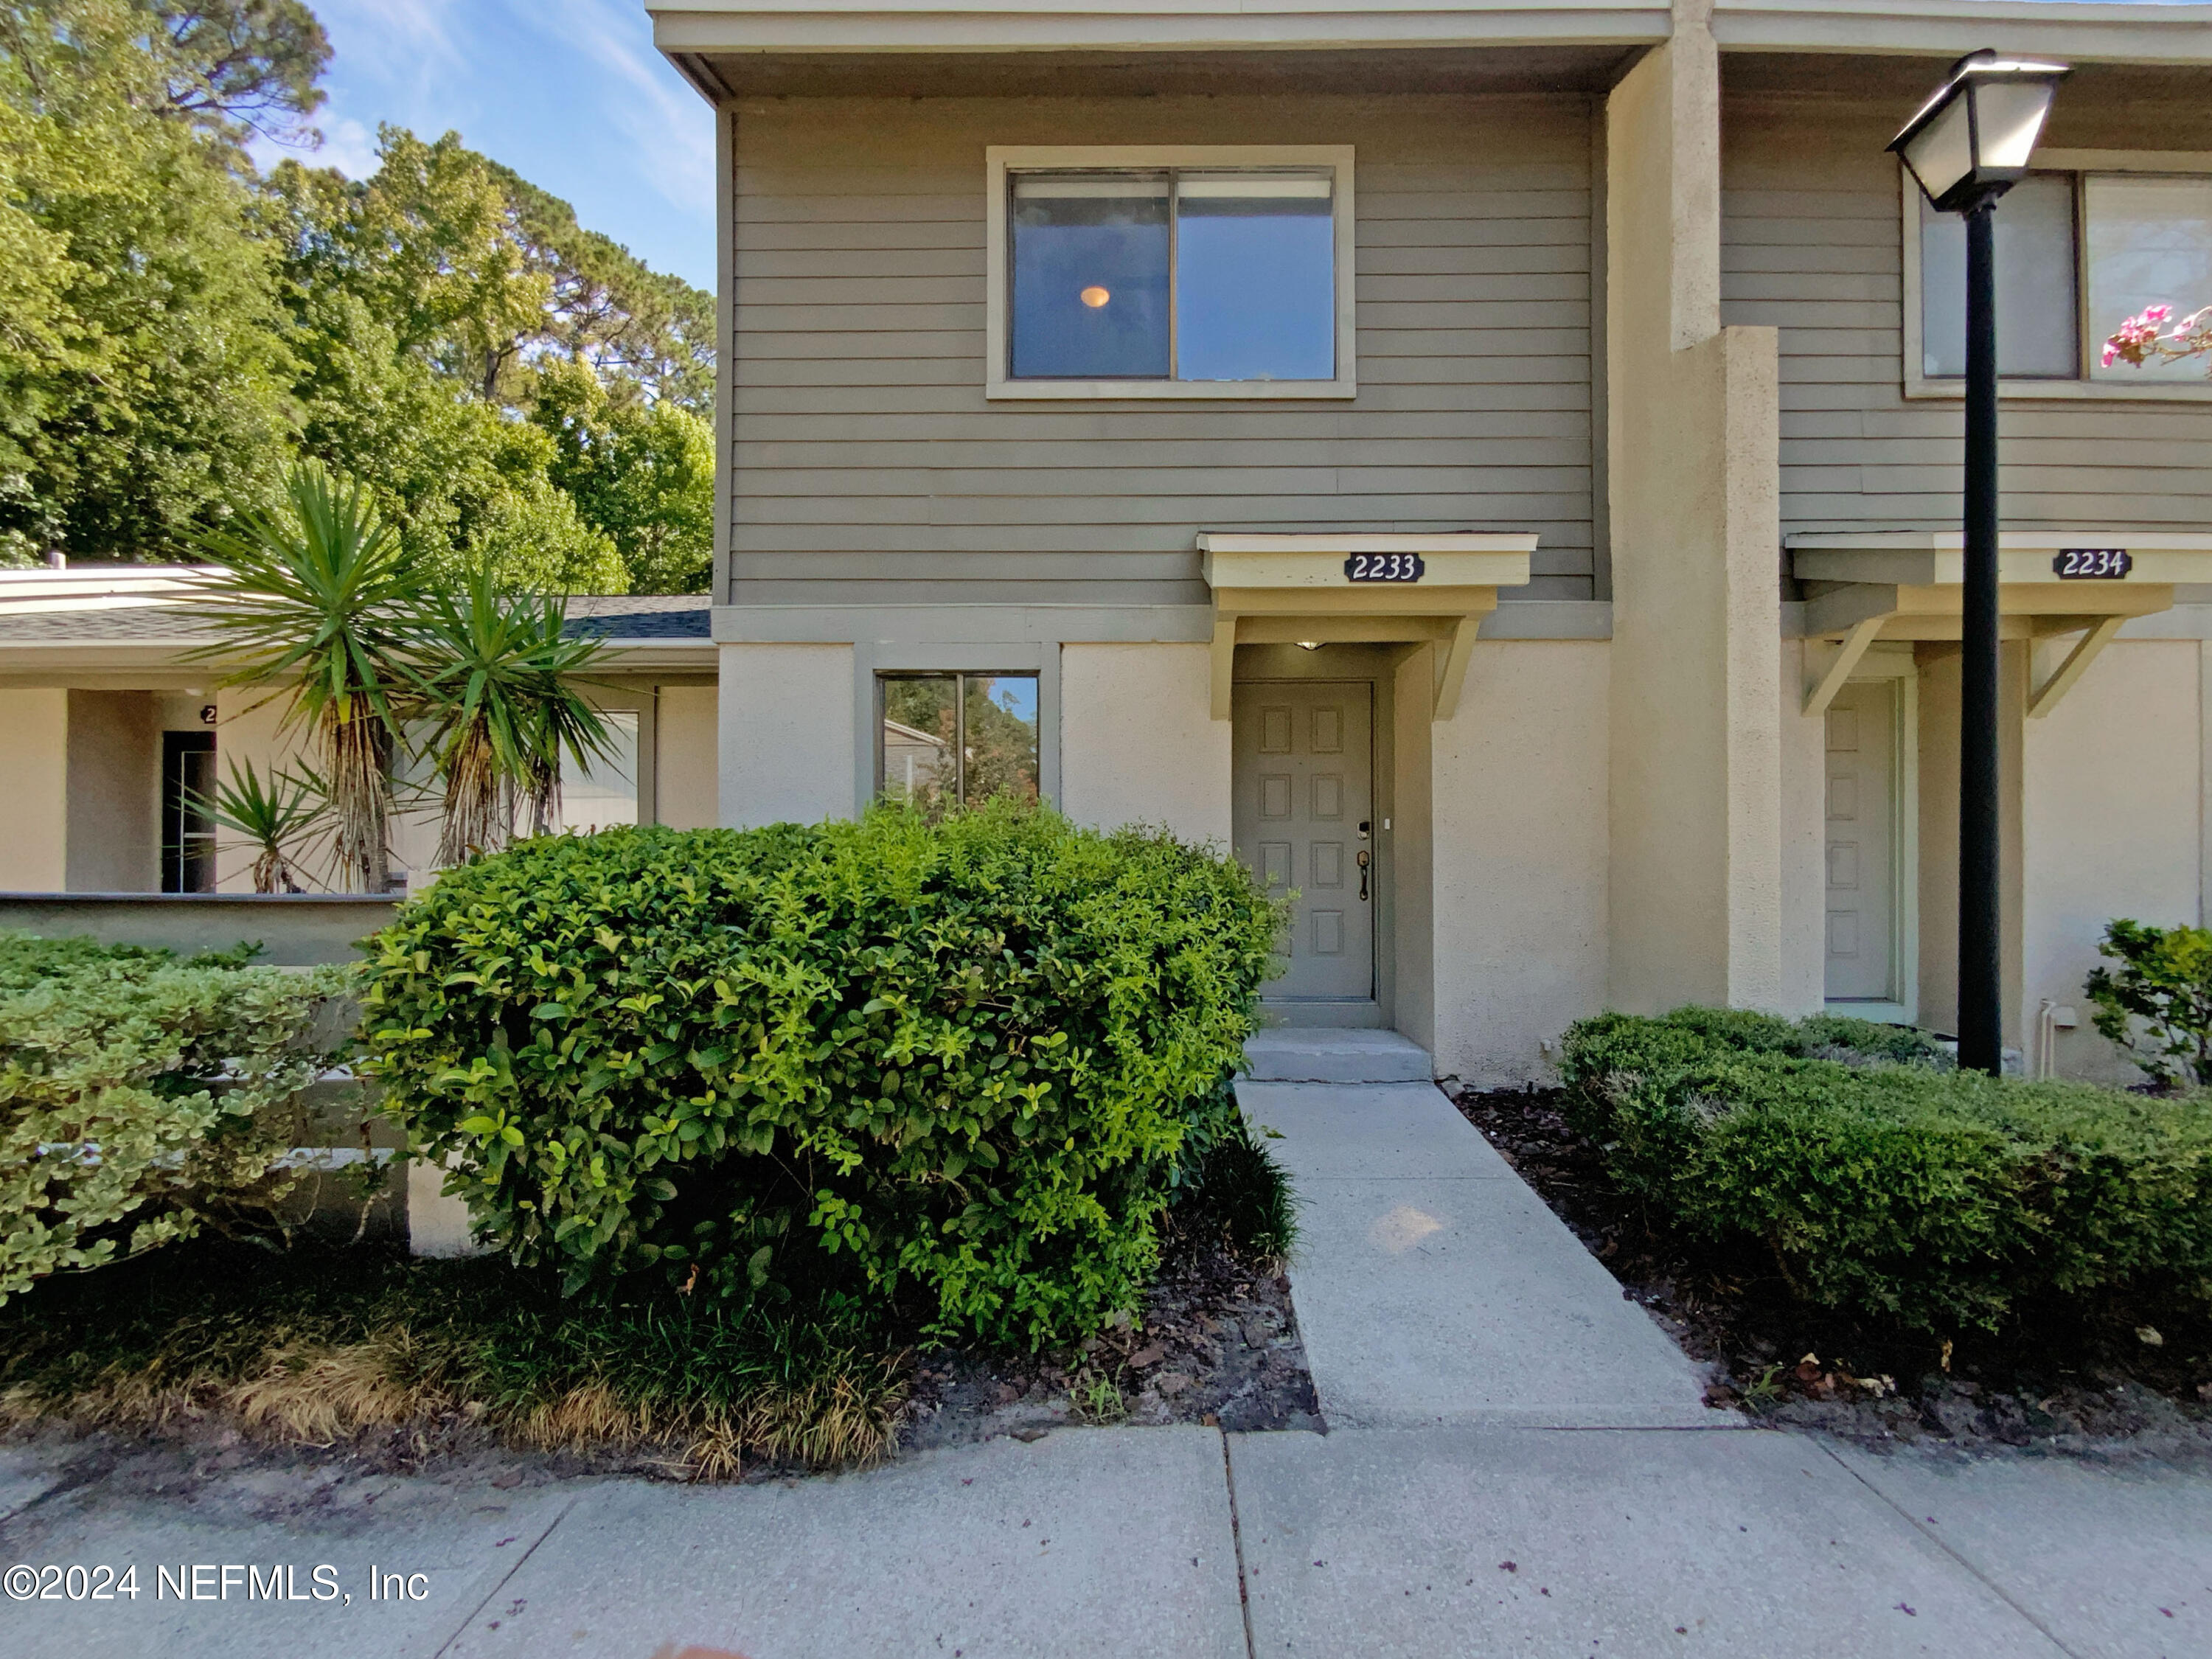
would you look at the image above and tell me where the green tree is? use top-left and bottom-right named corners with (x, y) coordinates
top-left (327, 127), bottom-right (715, 414)
top-left (0, 0), bottom-right (291, 561)
top-left (532, 361), bottom-right (712, 593)
top-left (143, 0), bottom-right (329, 144)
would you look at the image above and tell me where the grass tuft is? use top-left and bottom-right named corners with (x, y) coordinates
top-left (0, 1242), bottom-right (907, 1478)
top-left (1189, 1123), bottom-right (1300, 1269)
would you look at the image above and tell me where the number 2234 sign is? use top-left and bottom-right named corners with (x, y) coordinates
top-left (1345, 552), bottom-right (1425, 582)
top-left (2054, 549), bottom-right (2132, 580)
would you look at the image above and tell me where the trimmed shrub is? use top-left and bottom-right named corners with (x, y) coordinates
top-left (1559, 1008), bottom-right (2212, 1332)
top-left (359, 805), bottom-right (1283, 1348)
top-left (0, 933), bottom-right (352, 1303)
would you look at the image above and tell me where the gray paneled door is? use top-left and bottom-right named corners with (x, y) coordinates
top-left (1824, 681), bottom-right (1897, 1002)
top-left (1232, 681), bottom-right (1375, 1004)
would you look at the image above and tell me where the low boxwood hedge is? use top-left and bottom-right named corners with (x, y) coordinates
top-left (0, 932), bottom-right (349, 1302)
top-left (360, 804), bottom-right (1283, 1349)
top-left (1558, 1009), bottom-right (2212, 1332)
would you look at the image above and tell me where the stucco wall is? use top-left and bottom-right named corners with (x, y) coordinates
top-left (1604, 29), bottom-right (1785, 1016)
top-left (1391, 645), bottom-right (1437, 1057)
top-left (1057, 644), bottom-right (1230, 846)
top-left (0, 689), bottom-right (68, 891)
top-left (64, 691), bottom-right (157, 892)
top-left (718, 643), bottom-right (856, 827)
top-left (655, 686), bottom-right (721, 830)
top-left (1777, 640), bottom-right (1830, 1015)
top-left (1428, 640), bottom-right (1611, 1085)
top-left (2023, 639), bottom-right (2203, 1082)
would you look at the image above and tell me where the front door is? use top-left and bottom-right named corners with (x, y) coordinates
top-left (1824, 681), bottom-right (1898, 1003)
top-left (1232, 680), bottom-right (1375, 1005)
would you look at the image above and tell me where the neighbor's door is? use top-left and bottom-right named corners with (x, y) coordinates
top-left (1824, 681), bottom-right (1897, 1003)
top-left (161, 730), bottom-right (218, 894)
top-left (1233, 680), bottom-right (1375, 1004)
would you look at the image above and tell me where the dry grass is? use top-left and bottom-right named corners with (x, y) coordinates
top-left (0, 1245), bottom-right (909, 1479)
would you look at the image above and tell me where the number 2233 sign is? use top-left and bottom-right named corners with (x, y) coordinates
top-left (1344, 552), bottom-right (1425, 582)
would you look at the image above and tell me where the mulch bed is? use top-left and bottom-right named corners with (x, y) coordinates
top-left (901, 1214), bottom-right (1321, 1450)
top-left (1450, 1082), bottom-right (2212, 1455)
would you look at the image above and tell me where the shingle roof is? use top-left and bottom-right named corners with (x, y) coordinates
top-left (0, 587), bottom-right (711, 645)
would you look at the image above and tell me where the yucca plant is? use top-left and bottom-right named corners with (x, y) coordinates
top-left (185, 759), bottom-right (332, 894)
top-left (194, 465), bottom-right (424, 892)
top-left (411, 562), bottom-right (614, 866)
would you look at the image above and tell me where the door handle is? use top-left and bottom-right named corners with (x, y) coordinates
top-left (1357, 848), bottom-right (1370, 901)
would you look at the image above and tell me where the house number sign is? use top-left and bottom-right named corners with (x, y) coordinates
top-left (2053, 549), bottom-right (2132, 580)
top-left (1344, 552), bottom-right (1425, 582)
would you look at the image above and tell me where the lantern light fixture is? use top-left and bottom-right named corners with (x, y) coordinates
top-left (1889, 49), bottom-right (2070, 215)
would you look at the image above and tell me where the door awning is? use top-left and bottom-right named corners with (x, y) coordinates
top-left (1198, 532), bottom-right (1536, 720)
top-left (1788, 531), bottom-right (2212, 719)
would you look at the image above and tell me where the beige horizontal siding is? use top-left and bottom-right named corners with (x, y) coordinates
top-left (731, 94), bottom-right (1598, 608)
top-left (1722, 93), bottom-right (2212, 541)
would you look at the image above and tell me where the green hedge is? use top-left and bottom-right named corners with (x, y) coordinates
top-left (1558, 1009), bottom-right (2212, 1332)
top-left (0, 933), bottom-right (349, 1303)
top-left (359, 806), bottom-right (1283, 1348)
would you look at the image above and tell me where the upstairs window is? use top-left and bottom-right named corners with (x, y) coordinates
top-left (987, 147), bottom-right (1355, 399)
top-left (1912, 163), bottom-right (2212, 392)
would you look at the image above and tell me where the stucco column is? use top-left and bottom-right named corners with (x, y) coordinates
top-left (1604, 1), bottom-right (1784, 1012)
top-left (0, 689), bottom-right (69, 891)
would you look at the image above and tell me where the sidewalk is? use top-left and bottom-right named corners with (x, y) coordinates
top-left (4, 1425), bottom-right (2206, 1658)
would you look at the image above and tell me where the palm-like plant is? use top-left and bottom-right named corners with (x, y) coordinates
top-left (413, 562), bottom-right (614, 866)
top-left (186, 759), bottom-right (332, 894)
top-left (195, 464), bottom-right (423, 892)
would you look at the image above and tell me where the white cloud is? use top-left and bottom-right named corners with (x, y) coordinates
top-left (521, 0), bottom-right (715, 227)
top-left (311, 115), bottom-right (386, 178)
top-left (310, 0), bottom-right (462, 89)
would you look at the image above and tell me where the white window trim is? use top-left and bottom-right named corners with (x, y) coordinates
top-left (984, 145), bottom-right (1357, 401)
top-left (1902, 152), bottom-right (2212, 403)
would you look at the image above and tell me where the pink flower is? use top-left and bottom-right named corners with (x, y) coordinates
top-left (2101, 342), bottom-right (2119, 367)
top-left (2144, 304), bottom-right (2174, 324)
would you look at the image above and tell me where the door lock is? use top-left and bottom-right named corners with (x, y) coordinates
top-left (1356, 847), bottom-right (1371, 901)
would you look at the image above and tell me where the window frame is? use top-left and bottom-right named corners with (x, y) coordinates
top-left (1902, 149), bottom-right (2212, 402)
top-left (984, 145), bottom-right (1357, 401)
top-left (855, 643), bottom-right (1060, 815)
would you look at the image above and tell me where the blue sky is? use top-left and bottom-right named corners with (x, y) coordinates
top-left (251, 1), bottom-right (716, 291)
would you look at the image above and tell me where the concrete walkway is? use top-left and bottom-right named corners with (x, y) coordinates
top-left (1237, 1076), bottom-right (1724, 1428)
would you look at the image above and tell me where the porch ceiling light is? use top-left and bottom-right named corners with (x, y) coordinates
top-left (1079, 285), bottom-right (1110, 308)
top-left (1888, 49), bottom-right (2069, 215)
top-left (1297, 640), bottom-right (1321, 650)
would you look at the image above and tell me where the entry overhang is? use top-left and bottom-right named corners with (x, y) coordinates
top-left (1787, 530), bottom-right (2212, 719)
top-left (1197, 532), bottom-right (1537, 721)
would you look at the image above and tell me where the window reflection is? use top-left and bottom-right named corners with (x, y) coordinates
top-left (1011, 175), bottom-right (1171, 380)
top-left (2087, 175), bottom-right (2212, 382)
top-left (1176, 175), bottom-right (1335, 381)
top-left (1920, 175), bottom-right (2077, 378)
top-left (1009, 169), bottom-right (1335, 383)
top-left (879, 673), bottom-right (1039, 818)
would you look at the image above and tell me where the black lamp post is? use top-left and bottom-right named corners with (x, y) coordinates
top-left (1889, 49), bottom-right (2068, 1076)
